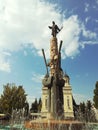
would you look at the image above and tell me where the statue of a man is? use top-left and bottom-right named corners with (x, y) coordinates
top-left (48, 21), bottom-right (61, 37)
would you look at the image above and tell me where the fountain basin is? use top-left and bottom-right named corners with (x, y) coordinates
top-left (25, 119), bottom-right (84, 130)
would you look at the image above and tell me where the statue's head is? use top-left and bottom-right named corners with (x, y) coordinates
top-left (52, 21), bottom-right (55, 25)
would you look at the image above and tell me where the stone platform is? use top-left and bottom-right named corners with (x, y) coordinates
top-left (25, 119), bottom-right (84, 130)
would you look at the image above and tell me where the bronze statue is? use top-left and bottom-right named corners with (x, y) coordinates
top-left (49, 21), bottom-right (61, 37)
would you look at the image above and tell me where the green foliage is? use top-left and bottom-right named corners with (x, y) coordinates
top-left (30, 98), bottom-right (38, 113)
top-left (78, 100), bottom-right (96, 122)
top-left (93, 81), bottom-right (98, 109)
top-left (0, 83), bottom-right (27, 114)
top-left (86, 100), bottom-right (92, 111)
top-left (24, 102), bottom-right (29, 117)
top-left (79, 102), bottom-right (86, 114)
top-left (30, 98), bottom-right (42, 113)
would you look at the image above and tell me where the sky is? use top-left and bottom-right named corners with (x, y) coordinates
top-left (0, 0), bottom-right (98, 106)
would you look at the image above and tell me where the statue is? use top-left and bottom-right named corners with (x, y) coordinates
top-left (48, 21), bottom-right (61, 37)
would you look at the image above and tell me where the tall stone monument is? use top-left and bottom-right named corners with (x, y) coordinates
top-left (41, 21), bottom-right (74, 119)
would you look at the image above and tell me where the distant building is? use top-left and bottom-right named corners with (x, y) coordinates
top-left (63, 74), bottom-right (74, 119)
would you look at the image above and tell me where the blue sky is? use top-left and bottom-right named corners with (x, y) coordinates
top-left (0, 0), bottom-right (98, 105)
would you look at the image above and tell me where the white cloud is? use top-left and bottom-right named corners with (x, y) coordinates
top-left (80, 41), bottom-right (98, 48)
top-left (27, 95), bottom-right (36, 107)
top-left (31, 72), bottom-right (44, 83)
top-left (96, 0), bottom-right (98, 4)
top-left (0, 0), bottom-right (61, 51)
top-left (23, 50), bottom-right (28, 56)
top-left (58, 15), bottom-right (81, 58)
top-left (85, 17), bottom-right (91, 23)
top-left (82, 24), bottom-right (97, 39)
top-left (73, 93), bottom-right (92, 104)
top-left (95, 19), bottom-right (98, 23)
top-left (84, 3), bottom-right (89, 12)
top-left (0, 51), bottom-right (11, 72)
top-left (0, 0), bottom-right (97, 70)
top-left (0, 61), bottom-right (10, 73)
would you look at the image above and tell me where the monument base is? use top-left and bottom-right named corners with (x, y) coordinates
top-left (25, 119), bottom-right (84, 130)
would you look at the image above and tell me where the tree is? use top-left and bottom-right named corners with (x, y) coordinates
top-left (86, 100), bottom-right (97, 122)
top-left (0, 83), bottom-right (27, 114)
top-left (79, 102), bottom-right (86, 114)
top-left (86, 100), bottom-right (92, 112)
top-left (30, 98), bottom-right (42, 113)
top-left (78, 101), bottom-right (96, 122)
top-left (30, 98), bottom-right (38, 113)
top-left (93, 81), bottom-right (98, 109)
top-left (24, 102), bottom-right (29, 118)
top-left (85, 100), bottom-right (92, 122)
top-left (79, 102), bottom-right (86, 121)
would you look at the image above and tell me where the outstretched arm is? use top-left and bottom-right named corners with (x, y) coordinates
top-left (48, 26), bottom-right (52, 29)
top-left (60, 26), bottom-right (63, 31)
top-left (57, 26), bottom-right (63, 33)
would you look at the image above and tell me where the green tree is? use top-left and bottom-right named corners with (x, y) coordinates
top-left (79, 102), bottom-right (86, 114)
top-left (79, 102), bottom-right (86, 121)
top-left (85, 100), bottom-right (92, 122)
top-left (86, 100), bottom-right (96, 122)
top-left (93, 81), bottom-right (98, 109)
top-left (86, 100), bottom-right (92, 112)
top-left (30, 98), bottom-right (38, 113)
top-left (79, 101), bottom-right (96, 122)
top-left (0, 83), bottom-right (27, 114)
top-left (24, 102), bottom-right (29, 118)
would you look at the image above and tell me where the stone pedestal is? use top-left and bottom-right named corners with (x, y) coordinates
top-left (49, 37), bottom-right (59, 76)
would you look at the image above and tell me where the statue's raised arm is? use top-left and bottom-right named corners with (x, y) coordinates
top-left (48, 21), bottom-right (62, 37)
